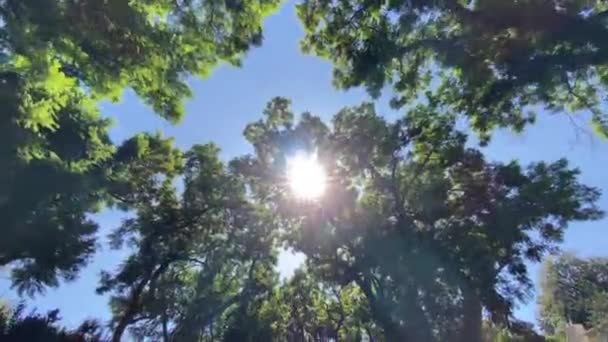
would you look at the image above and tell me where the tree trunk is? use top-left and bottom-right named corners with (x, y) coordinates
top-left (112, 288), bottom-right (144, 342)
top-left (112, 262), bottom-right (169, 342)
top-left (459, 286), bottom-right (482, 342)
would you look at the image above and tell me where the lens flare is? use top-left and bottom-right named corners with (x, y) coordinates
top-left (286, 152), bottom-right (327, 199)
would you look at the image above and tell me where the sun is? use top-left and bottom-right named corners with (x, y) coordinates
top-left (286, 152), bottom-right (327, 199)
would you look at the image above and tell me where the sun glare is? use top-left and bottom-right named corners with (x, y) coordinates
top-left (287, 152), bottom-right (327, 200)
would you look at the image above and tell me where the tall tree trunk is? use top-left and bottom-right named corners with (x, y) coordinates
top-left (112, 283), bottom-right (146, 342)
top-left (112, 262), bottom-right (169, 342)
top-left (460, 286), bottom-right (482, 342)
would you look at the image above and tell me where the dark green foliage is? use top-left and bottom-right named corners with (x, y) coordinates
top-left (483, 320), bottom-right (546, 342)
top-left (220, 299), bottom-right (276, 342)
top-left (0, 0), bottom-right (280, 294)
top-left (0, 303), bottom-right (103, 342)
top-left (268, 269), bottom-right (380, 341)
top-left (98, 143), bottom-right (278, 342)
top-left (220, 268), bottom-right (380, 341)
top-left (233, 97), bottom-right (603, 341)
top-left (0, 0), bottom-right (281, 121)
top-left (297, 0), bottom-right (608, 140)
top-left (0, 114), bottom-right (180, 294)
top-left (539, 253), bottom-right (608, 335)
top-left (2, 0), bottom-right (605, 337)
top-left (0, 70), bottom-right (113, 295)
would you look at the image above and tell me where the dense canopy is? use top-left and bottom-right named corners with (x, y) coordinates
top-left (298, 0), bottom-right (608, 140)
top-left (0, 0), bottom-right (280, 292)
top-left (539, 253), bottom-right (608, 336)
top-left (232, 97), bottom-right (602, 341)
top-left (1, 1), bottom-right (607, 341)
top-left (1, 0), bottom-right (281, 121)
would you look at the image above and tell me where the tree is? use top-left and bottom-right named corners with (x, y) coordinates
top-left (0, 69), bottom-right (111, 294)
top-left (1, 0), bottom-right (281, 122)
top-left (218, 267), bottom-right (381, 342)
top-left (98, 143), bottom-right (278, 342)
top-left (0, 0), bottom-right (281, 293)
top-left (254, 268), bottom-right (380, 342)
top-left (538, 253), bottom-right (608, 336)
top-left (0, 303), bottom-right (104, 341)
top-left (0, 123), bottom-right (181, 294)
top-left (297, 0), bottom-right (608, 140)
top-left (483, 320), bottom-right (546, 342)
top-left (233, 97), bottom-right (603, 341)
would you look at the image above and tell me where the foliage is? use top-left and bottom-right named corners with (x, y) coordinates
top-left (217, 267), bottom-right (382, 342)
top-left (259, 269), bottom-right (380, 341)
top-left (98, 143), bottom-right (278, 342)
top-left (297, 0), bottom-right (608, 141)
top-left (0, 123), bottom-right (180, 294)
top-left (0, 0), bottom-right (281, 293)
top-left (0, 70), bottom-right (111, 294)
top-left (0, 0), bottom-right (281, 122)
top-left (483, 320), bottom-right (546, 342)
top-left (232, 97), bottom-right (603, 341)
top-left (538, 253), bottom-right (608, 335)
top-left (0, 303), bottom-right (103, 341)
top-left (2, 0), bottom-right (606, 338)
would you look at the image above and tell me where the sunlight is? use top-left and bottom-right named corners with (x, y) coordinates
top-left (286, 152), bottom-right (327, 199)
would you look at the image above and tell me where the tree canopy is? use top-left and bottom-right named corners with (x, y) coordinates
top-left (252, 268), bottom-right (380, 341)
top-left (97, 143), bottom-right (278, 341)
top-left (539, 253), bottom-right (608, 336)
top-left (0, 126), bottom-right (182, 294)
top-left (82, 97), bottom-right (603, 341)
top-left (2, 2), bottom-right (607, 341)
top-left (0, 0), bottom-right (280, 293)
top-left (297, 0), bottom-right (608, 140)
top-left (1, 0), bottom-right (281, 122)
top-left (0, 303), bottom-right (103, 342)
top-left (232, 97), bottom-right (603, 341)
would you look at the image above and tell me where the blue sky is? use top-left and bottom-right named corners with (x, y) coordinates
top-left (1, 0), bottom-right (607, 332)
